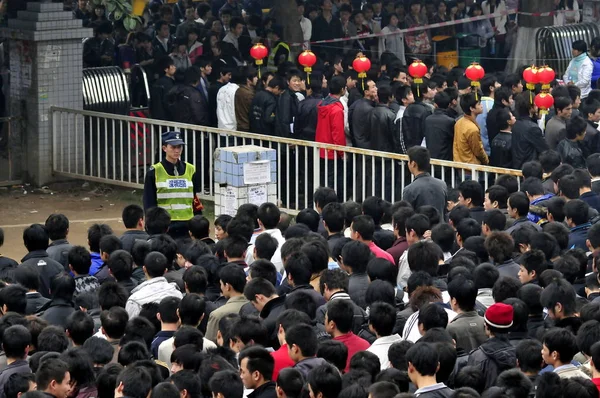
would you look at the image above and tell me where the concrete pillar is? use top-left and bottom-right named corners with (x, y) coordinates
top-left (1, 2), bottom-right (92, 185)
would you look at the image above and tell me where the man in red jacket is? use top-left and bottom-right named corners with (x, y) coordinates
top-left (315, 76), bottom-right (347, 190)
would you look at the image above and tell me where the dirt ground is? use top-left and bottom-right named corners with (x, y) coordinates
top-left (0, 181), bottom-right (214, 261)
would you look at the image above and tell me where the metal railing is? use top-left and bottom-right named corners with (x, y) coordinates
top-left (51, 107), bottom-right (522, 212)
top-left (536, 23), bottom-right (600, 75)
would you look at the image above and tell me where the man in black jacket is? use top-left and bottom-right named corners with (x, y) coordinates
top-left (511, 91), bottom-right (549, 169)
top-left (424, 91), bottom-right (455, 161)
top-left (150, 57), bottom-right (176, 121)
top-left (20, 224), bottom-right (64, 299)
top-left (486, 87), bottom-right (513, 144)
top-left (83, 21), bottom-right (114, 68)
top-left (168, 67), bottom-right (209, 126)
top-left (294, 80), bottom-right (323, 141)
top-left (250, 77), bottom-right (283, 136)
top-left (402, 81), bottom-right (434, 151)
top-left (370, 85), bottom-right (398, 200)
top-left (490, 108), bottom-right (515, 168)
top-left (467, 303), bottom-right (516, 389)
top-left (349, 79), bottom-right (377, 149)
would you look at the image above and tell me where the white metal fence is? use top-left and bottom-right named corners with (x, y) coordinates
top-left (51, 106), bottom-right (523, 212)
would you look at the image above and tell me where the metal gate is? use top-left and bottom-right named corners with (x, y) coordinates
top-left (536, 22), bottom-right (600, 75)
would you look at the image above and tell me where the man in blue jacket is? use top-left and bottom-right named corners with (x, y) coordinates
top-left (565, 199), bottom-right (592, 250)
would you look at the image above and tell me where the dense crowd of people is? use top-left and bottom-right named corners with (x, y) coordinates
top-left (7, 143), bottom-right (600, 397)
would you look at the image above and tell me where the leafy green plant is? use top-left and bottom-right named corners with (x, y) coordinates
top-left (91, 0), bottom-right (143, 31)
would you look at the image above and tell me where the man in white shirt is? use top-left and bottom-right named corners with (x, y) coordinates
top-left (366, 302), bottom-right (402, 370)
top-left (257, 203), bottom-right (285, 271)
top-left (125, 252), bottom-right (183, 319)
top-left (297, 0), bottom-right (312, 49)
top-left (217, 73), bottom-right (241, 130)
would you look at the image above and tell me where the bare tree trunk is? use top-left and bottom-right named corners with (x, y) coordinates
top-left (506, 0), bottom-right (553, 71)
top-left (271, 0), bottom-right (304, 57)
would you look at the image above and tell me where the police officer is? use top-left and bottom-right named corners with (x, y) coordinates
top-left (143, 131), bottom-right (203, 238)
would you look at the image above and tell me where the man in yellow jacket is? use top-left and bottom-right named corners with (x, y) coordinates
top-left (453, 93), bottom-right (489, 165)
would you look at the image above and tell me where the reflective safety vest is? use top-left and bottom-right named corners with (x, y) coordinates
top-left (267, 41), bottom-right (291, 72)
top-left (154, 162), bottom-right (195, 221)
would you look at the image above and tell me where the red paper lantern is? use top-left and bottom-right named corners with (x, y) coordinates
top-left (250, 44), bottom-right (268, 65)
top-left (537, 66), bottom-right (556, 90)
top-left (465, 63), bottom-right (485, 82)
top-left (408, 60), bottom-right (428, 84)
top-left (534, 93), bottom-right (554, 115)
top-left (353, 55), bottom-right (372, 79)
top-left (298, 50), bottom-right (317, 84)
top-left (522, 66), bottom-right (539, 91)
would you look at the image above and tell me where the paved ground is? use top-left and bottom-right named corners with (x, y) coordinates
top-left (0, 181), bottom-right (214, 261)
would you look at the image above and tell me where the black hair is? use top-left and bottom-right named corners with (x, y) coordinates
top-left (491, 276), bottom-right (522, 303)
top-left (82, 336), bottom-right (114, 366)
top-left (248, 260), bottom-right (277, 286)
top-left (223, 235), bottom-right (249, 259)
top-left (218, 314), bottom-right (241, 348)
top-left (238, 346), bottom-right (274, 381)
top-left (418, 303), bottom-right (449, 331)
top-left (67, 245), bottom-right (92, 275)
top-left (387, 341), bottom-right (413, 371)
top-left (187, 215), bottom-right (210, 240)
top-left (522, 162), bottom-right (543, 180)
top-left (23, 224), bottom-right (49, 252)
top-left (495, 174), bottom-right (519, 194)
top-left (257, 203), bottom-right (280, 229)
top-left (307, 364), bottom-right (343, 398)
top-left (0, 285), bottom-right (26, 315)
top-left (482, 210), bottom-right (507, 233)
top-left (322, 202), bottom-right (346, 233)
top-left (541, 278), bottom-right (577, 316)
top-left (183, 266), bottom-right (208, 294)
top-left (244, 278), bottom-right (277, 302)
top-left (4, 373), bottom-right (35, 398)
top-left (98, 281), bottom-right (129, 310)
top-left (286, 323), bottom-right (318, 357)
top-left (486, 185), bottom-right (509, 209)
top-left (148, 234), bottom-right (178, 265)
top-left (2, 325), bottom-right (30, 359)
top-left (514, 91), bottom-right (534, 117)
top-left (350, 351), bottom-right (381, 381)
top-left (447, 276), bottom-right (477, 312)
top-left (543, 328), bottom-right (578, 363)
top-left (302, 240), bottom-right (329, 275)
top-left (152, 382), bottom-right (180, 398)
top-left (122, 205), bottom-right (144, 229)
top-left (514, 339), bottom-right (543, 374)
top-left (367, 258), bottom-right (398, 287)
top-left (565, 199), bottom-right (589, 225)
top-left (96, 363), bottom-right (124, 398)
top-left (326, 299), bottom-right (355, 334)
top-left (208, 370), bottom-right (244, 398)
top-left (405, 343), bottom-right (438, 376)
top-left (99, 234), bottom-right (122, 256)
top-left (44, 214), bottom-right (69, 241)
top-left (143, 251), bottom-right (168, 278)
top-left (65, 311), bottom-right (94, 346)
top-left (458, 181), bottom-right (484, 207)
top-left (543, 221), bottom-right (570, 250)
top-left (118, 341), bottom-right (151, 366)
top-left (254, 234), bottom-right (278, 261)
top-left (553, 255), bottom-right (580, 284)
top-left (576, 320), bottom-right (600, 357)
top-left (107, 249), bottom-right (133, 281)
top-left (369, 302), bottom-right (396, 337)
top-left (317, 340), bottom-right (348, 372)
top-left (230, 315), bottom-right (269, 347)
top-left (460, 93), bottom-right (480, 116)
top-left (170, 370), bottom-right (202, 398)
top-left (285, 252), bottom-right (313, 285)
top-left (178, 293), bottom-right (205, 326)
top-left (115, 365), bottom-right (153, 398)
top-left (59, 348), bottom-right (96, 389)
top-left (145, 207), bottom-right (171, 235)
top-left (407, 146), bottom-right (431, 172)
top-left (529, 232), bottom-right (559, 262)
top-left (405, 214), bottom-right (430, 239)
top-left (132, 240), bottom-right (151, 267)
top-left (314, 187), bottom-right (339, 209)
top-left (448, 205), bottom-right (471, 228)
top-left (35, 358), bottom-right (69, 391)
top-left (173, 326), bottom-right (204, 351)
top-left (540, 150), bottom-right (562, 173)
top-left (508, 192), bottom-right (529, 217)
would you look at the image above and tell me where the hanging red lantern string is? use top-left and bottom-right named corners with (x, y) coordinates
top-left (537, 66), bottom-right (556, 91)
top-left (298, 50), bottom-right (317, 85)
top-left (534, 92), bottom-right (554, 115)
top-left (250, 44), bottom-right (268, 78)
top-left (353, 55), bottom-right (372, 91)
top-left (408, 60), bottom-right (427, 97)
top-left (465, 63), bottom-right (485, 100)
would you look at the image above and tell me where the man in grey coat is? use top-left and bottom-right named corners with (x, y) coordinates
top-left (402, 146), bottom-right (448, 217)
